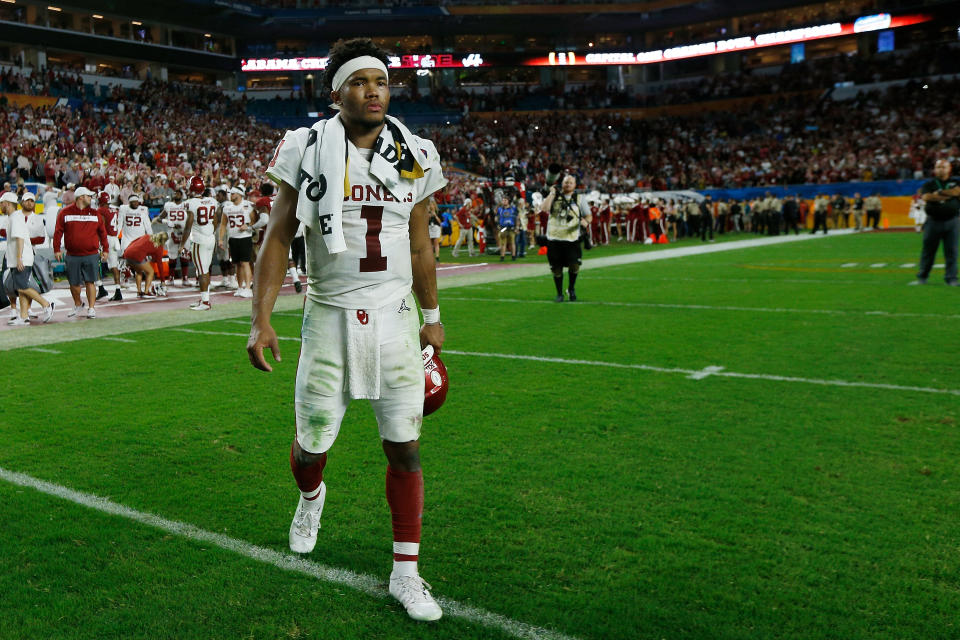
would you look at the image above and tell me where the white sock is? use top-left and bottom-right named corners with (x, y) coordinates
top-left (95, 280), bottom-right (102, 286)
top-left (201, 292), bottom-right (209, 302)
top-left (288, 267), bottom-right (298, 280)
top-left (392, 542), bottom-right (419, 578)
top-left (392, 560), bottom-right (418, 578)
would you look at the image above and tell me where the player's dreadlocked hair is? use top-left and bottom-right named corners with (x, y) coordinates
top-left (323, 38), bottom-right (392, 93)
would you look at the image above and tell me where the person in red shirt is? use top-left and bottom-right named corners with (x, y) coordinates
top-left (451, 199), bottom-right (474, 258)
top-left (54, 186), bottom-right (108, 319)
top-left (123, 232), bottom-right (168, 298)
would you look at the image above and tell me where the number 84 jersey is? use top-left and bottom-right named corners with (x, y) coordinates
top-left (187, 196), bottom-right (220, 247)
top-left (269, 138), bottom-right (445, 310)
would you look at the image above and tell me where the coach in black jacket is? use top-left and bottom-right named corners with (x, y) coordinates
top-left (912, 159), bottom-right (960, 286)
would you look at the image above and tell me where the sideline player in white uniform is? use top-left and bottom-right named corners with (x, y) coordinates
top-left (97, 191), bottom-right (123, 302)
top-left (246, 39), bottom-right (446, 622)
top-left (158, 190), bottom-right (193, 286)
top-left (96, 191), bottom-right (123, 301)
top-left (119, 193), bottom-right (151, 254)
top-left (185, 177), bottom-right (221, 310)
top-left (219, 187), bottom-right (255, 298)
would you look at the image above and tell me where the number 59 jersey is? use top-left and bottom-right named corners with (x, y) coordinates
top-left (267, 136), bottom-right (446, 310)
top-left (186, 196), bottom-right (220, 247)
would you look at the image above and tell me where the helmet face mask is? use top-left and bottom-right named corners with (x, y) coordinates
top-left (422, 345), bottom-right (448, 416)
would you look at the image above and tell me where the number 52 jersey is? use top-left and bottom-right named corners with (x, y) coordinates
top-left (266, 133), bottom-right (446, 310)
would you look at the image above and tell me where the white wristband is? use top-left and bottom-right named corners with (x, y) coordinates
top-left (422, 307), bottom-right (440, 324)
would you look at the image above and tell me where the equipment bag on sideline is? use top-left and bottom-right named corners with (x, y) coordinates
top-left (31, 254), bottom-right (53, 294)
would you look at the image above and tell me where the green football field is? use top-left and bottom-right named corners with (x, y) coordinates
top-left (2, 231), bottom-right (958, 640)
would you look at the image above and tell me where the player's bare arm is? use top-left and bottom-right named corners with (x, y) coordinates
top-left (182, 210), bottom-right (194, 254)
top-left (409, 197), bottom-right (445, 353)
top-left (247, 180), bottom-right (299, 372)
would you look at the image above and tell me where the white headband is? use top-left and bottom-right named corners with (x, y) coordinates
top-left (331, 55), bottom-right (389, 96)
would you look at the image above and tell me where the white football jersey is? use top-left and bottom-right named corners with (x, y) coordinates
top-left (187, 196), bottom-right (220, 245)
top-left (266, 130), bottom-right (446, 310)
top-left (119, 205), bottom-right (151, 244)
top-left (222, 200), bottom-right (254, 239)
top-left (163, 200), bottom-right (190, 231)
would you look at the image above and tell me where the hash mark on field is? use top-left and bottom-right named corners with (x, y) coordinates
top-left (101, 337), bottom-right (137, 343)
top-left (841, 263), bottom-right (858, 268)
top-left (688, 366), bottom-right (725, 380)
top-left (0, 467), bottom-right (580, 640)
top-left (869, 263), bottom-right (887, 268)
top-left (163, 328), bottom-right (960, 398)
top-left (901, 263), bottom-right (916, 268)
top-left (29, 348), bottom-right (61, 354)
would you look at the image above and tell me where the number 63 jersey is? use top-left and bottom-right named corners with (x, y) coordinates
top-left (267, 136), bottom-right (446, 310)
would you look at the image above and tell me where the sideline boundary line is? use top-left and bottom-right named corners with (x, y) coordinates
top-left (169, 329), bottom-right (960, 397)
top-left (0, 466), bottom-right (580, 640)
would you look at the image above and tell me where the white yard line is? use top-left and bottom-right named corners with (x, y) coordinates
top-left (441, 350), bottom-right (960, 397)
top-left (167, 329), bottom-right (960, 397)
top-left (437, 263), bottom-right (489, 271)
top-left (100, 336), bottom-right (137, 343)
top-left (440, 296), bottom-right (960, 321)
top-left (0, 466), bottom-right (580, 640)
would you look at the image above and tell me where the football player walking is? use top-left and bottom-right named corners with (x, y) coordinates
top-left (247, 38), bottom-right (447, 622)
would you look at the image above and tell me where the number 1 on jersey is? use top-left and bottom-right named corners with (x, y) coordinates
top-left (360, 205), bottom-right (387, 272)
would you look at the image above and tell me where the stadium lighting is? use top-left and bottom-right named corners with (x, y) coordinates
top-left (204, 33), bottom-right (211, 38)
top-left (241, 52), bottom-right (487, 73)
top-left (47, 5), bottom-right (61, 11)
top-left (1, 1), bottom-right (16, 5)
top-left (131, 20), bottom-right (142, 25)
top-left (92, 13), bottom-right (102, 18)
top-left (525, 12), bottom-right (931, 67)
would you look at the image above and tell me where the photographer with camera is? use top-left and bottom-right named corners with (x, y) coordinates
top-left (496, 194), bottom-right (518, 262)
top-left (540, 174), bottom-right (591, 302)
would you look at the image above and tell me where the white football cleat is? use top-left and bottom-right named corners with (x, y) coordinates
top-left (67, 303), bottom-right (85, 318)
top-left (289, 482), bottom-right (325, 554)
top-left (389, 574), bottom-right (443, 621)
top-left (190, 301), bottom-right (211, 311)
top-left (86, 307), bottom-right (96, 319)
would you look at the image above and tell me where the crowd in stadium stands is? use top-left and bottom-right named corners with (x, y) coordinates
top-left (2, 45), bottom-right (958, 204)
top-left (1, 79), bottom-right (271, 201)
top-left (428, 76), bottom-right (960, 193)
top-left (247, 42), bottom-right (960, 118)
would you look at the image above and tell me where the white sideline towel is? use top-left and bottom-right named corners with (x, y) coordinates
top-left (294, 113), bottom-right (425, 255)
top-left (345, 307), bottom-right (381, 399)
